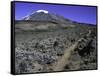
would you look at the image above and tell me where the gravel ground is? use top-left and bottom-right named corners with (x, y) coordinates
top-left (15, 23), bottom-right (97, 74)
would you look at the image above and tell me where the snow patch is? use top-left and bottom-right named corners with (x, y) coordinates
top-left (36, 10), bottom-right (49, 14)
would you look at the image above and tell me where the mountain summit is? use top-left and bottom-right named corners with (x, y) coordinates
top-left (22, 10), bottom-right (72, 24)
top-left (36, 10), bottom-right (49, 13)
top-left (15, 10), bottom-right (75, 32)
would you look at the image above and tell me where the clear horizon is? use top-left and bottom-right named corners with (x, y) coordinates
top-left (15, 2), bottom-right (97, 25)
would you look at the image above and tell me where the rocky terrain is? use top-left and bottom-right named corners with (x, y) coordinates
top-left (15, 10), bottom-right (97, 74)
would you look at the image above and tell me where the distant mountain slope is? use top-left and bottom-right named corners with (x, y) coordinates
top-left (22, 10), bottom-right (72, 24)
top-left (15, 10), bottom-right (96, 32)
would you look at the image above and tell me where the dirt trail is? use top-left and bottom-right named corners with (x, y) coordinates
top-left (52, 30), bottom-right (91, 71)
top-left (52, 42), bottom-right (78, 71)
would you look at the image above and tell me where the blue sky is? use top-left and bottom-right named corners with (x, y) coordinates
top-left (15, 2), bottom-right (97, 25)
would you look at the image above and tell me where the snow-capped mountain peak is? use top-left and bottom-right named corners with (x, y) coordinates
top-left (22, 10), bottom-right (72, 25)
top-left (36, 10), bottom-right (48, 14)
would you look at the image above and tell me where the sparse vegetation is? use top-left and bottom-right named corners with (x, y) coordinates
top-left (15, 22), bottom-right (97, 74)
